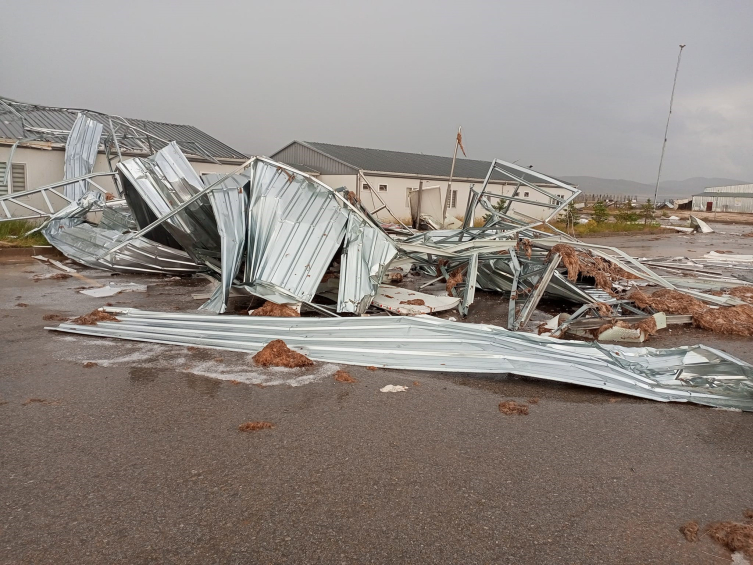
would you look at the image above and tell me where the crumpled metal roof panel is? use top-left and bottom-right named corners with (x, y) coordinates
top-left (63, 113), bottom-right (103, 201)
top-left (49, 309), bottom-right (753, 411)
top-left (244, 160), bottom-right (349, 304)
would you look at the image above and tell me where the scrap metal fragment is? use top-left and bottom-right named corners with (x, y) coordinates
top-left (64, 114), bottom-right (104, 201)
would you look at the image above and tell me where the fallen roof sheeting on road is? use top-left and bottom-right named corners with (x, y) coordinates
top-left (48, 308), bottom-right (753, 411)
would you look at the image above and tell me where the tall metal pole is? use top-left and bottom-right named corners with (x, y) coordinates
top-left (443, 126), bottom-right (461, 221)
top-left (653, 44), bottom-right (686, 206)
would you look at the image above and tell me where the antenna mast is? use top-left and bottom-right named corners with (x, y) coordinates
top-left (653, 44), bottom-right (686, 205)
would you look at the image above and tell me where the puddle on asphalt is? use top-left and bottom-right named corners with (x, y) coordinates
top-left (58, 338), bottom-right (338, 388)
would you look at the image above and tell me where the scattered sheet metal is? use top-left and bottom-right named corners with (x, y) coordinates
top-left (64, 114), bottom-right (104, 201)
top-left (118, 142), bottom-right (221, 260)
top-left (243, 159), bottom-right (350, 306)
top-left (198, 173), bottom-right (248, 313)
top-left (338, 213), bottom-right (398, 314)
top-left (372, 285), bottom-right (460, 315)
top-left (48, 309), bottom-right (753, 411)
top-left (689, 215), bottom-right (714, 234)
top-left (79, 282), bottom-right (147, 297)
top-left (40, 191), bottom-right (204, 274)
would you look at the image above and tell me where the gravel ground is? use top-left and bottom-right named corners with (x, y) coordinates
top-left (1, 260), bottom-right (752, 564)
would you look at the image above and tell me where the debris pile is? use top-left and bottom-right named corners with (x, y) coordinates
top-left (249, 302), bottom-right (300, 318)
top-left (681, 511), bottom-right (753, 559)
top-left (10, 120), bottom-right (748, 410)
top-left (252, 340), bottom-right (314, 368)
top-left (498, 400), bottom-right (529, 415)
top-left (334, 370), bottom-right (357, 383)
top-left (70, 309), bottom-right (120, 325)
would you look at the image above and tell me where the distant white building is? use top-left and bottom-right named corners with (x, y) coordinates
top-left (692, 184), bottom-right (753, 214)
top-left (271, 141), bottom-right (573, 222)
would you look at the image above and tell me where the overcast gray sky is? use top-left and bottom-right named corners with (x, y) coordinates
top-left (2, 0), bottom-right (752, 183)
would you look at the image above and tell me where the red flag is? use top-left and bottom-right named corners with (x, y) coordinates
top-left (457, 130), bottom-right (467, 157)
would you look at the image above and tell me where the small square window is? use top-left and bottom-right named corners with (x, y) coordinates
top-left (523, 191), bottom-right (530, 197)
top-left (362, 183), bottom-right (370, 191)
top-left (378, 184), bottom-right (387, 192)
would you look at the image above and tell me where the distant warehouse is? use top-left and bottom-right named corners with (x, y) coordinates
top-left (692, 184), bottom-right (753, 213)
top-left (271, 141), bottom-right (572, 222)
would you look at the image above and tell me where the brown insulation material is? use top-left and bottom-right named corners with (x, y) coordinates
top-left (389, 272), bottom-right (404, 283)
top-left (71, 309), bottom-right (121, 325)
top-left (728, 286), bottom-right (753, 304)
top-left (42, 314), bottom-right (70, 322)
top-left (548, 243), bottom-right (639, 293)
top-left (446, 267), bottom-right (464, 296)
top-left (693, 304), bottom-right (753, 337)
top-left (238, 421), bottom-right (274, 432)
top-left (334, 370), bottom-right (357, 383)
top-left (680, 521), bottom-right (699, 542)
top-left (498, 400), bottom-right (529, 415)
top-left (249, 301), bottom-right (300, 318)
top-left (705, 521), bottom-right (753, 557)
top-left (435, 258), bottom-right (449, 278)
top-left (590, 316), bottom-right (658, 340)
top-left (517, 238), bottom-right (533, 259)
top-left (634, 315), bottom-right (658, 335)
top-left (252, 340), bottom-right (314, 368)
top-left (400, 299), bottom-right (426, 306)
top-left (595, 302), bottom-right (613, 317)
top-left (630, 288), bottom-right (706, 315)
top-left (632, 289), bottom-right (753, 337)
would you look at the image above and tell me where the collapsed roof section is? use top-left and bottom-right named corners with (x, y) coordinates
top-left (97, 145), bottom-right (398, 314)
top-left (0, 95), bottom-right (248, 163)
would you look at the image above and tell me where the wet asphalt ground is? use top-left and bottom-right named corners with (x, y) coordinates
top-left (2, 258), bottom-right (753, 564)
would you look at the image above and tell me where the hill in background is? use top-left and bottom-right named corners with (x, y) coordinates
top-left (559, 176), bottom-right (751, 200)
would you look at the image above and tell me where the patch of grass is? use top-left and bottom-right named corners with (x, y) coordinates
top-left (551, 220), bottom-right (664, 236)
top-left (0, 220), bottom-right (48, 248)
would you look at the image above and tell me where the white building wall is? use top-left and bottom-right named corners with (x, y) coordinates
top-left (0, 145), bottom-right (240, 196)
top-left (692, 195), bottom-right (753, 213)
top-left (318, 172), bottom-right (560, 223)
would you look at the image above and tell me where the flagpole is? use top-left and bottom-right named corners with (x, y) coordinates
top-left (444, 126), bottom-right (462, 221)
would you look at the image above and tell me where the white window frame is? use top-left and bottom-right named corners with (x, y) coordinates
top-left (378, 184), bottom-right (387, 192)
top-left (362, 183), bottom-right (370, 191)
top-left (0, 161), bottom-right (27, 194)
top-left (450, 189), bottom-right (458, 208)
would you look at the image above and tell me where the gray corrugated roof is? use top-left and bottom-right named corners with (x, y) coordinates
top-left (303, 141), bottom-right (494, 179)
top-left (693, 193), bottom-right (753, 198)
top-left (0, 97), bottom-right (248, 162)
top-left (299, 141), bottom-right (570, 186)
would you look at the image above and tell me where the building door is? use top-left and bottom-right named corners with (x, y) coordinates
top-left (706, 201), bottom-right (713, 212)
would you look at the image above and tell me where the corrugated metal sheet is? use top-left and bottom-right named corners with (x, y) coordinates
top-left (118, 142), bottom-right (221, 261)
top-left (64, 114), bottom-right (104, 201)
top-left (272, 142), bottom-right (356, 175)
top-left (692, 194), bottom-right (753, 213)
top-left (702, 184), bottom-right (753, 194)
top-left (243, 159), bottom-right (349, 303)
top-left (199, 173), bottom-right (249, 313)
top-left (337, 213), bottom-right (398, 314)
top-left (48, 309), bottom-right (753, 411)
top-left (41, 192), bottom-right (203, 274)
top-left (0, 98), bottom-right (247, 162)
top-left (279, 142), bottom-right (573, 185)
